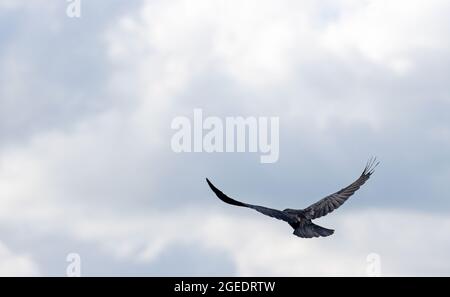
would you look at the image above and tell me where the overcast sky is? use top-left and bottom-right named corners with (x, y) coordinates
top-left (1, 0), bottom-right (450, 276)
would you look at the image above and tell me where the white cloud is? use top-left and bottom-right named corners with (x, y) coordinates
top-left (321, 0), bottom-right (450, 74)
top-left (113, 0), bottom-right (450, 86)
top-left (0, 242), bottom-right (39, 277)
top-left (104, 0), bottom-right (450, 131)
top-left (38, 209), bottom-right (450, 276)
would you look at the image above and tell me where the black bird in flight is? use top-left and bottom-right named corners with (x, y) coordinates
top-left (206, 158), bottom-right (379, 238)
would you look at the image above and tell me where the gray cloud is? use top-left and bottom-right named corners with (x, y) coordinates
top-left (0, 0), bottom-right (450, 276)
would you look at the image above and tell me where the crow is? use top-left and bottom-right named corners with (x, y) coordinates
top-left (206, 158), bottom-right (379, 238)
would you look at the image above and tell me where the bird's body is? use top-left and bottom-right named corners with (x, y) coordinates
top-left (284, 210), bottom-right (335, 238)
top-left (206, 158), bottom-right (379, 238)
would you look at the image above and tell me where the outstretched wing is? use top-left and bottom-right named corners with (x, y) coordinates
top-left (302, 158), bottom-right (379, 220)
top-left (206, 178), bottom-right (294, 223)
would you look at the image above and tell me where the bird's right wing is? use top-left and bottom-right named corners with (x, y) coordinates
top-left (302, 158), bottom-right (379, 220)
top-left (206, 178), bottom-right (294, 223)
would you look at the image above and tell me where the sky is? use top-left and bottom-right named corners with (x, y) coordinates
top-left (0, 0), bottom-right (450, 276)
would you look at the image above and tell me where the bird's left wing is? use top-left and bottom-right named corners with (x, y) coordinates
top-left (206, 178), bottom-right (294, 223)
top-left (302, 158), bottom-right (379, 220)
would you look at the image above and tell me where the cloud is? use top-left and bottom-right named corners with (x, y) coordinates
top-left (0, 242), bottom-right (39, 276)
top-left (321, 0), bottom-right (450, 72)
top-left (1, 0), bottom-right (450, 276)
top-left (92, 209), bottom-right (450, 276)
top-left (10, 208), bottom-right (449, 276)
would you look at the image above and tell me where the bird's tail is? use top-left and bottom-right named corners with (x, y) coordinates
top-left (293, 222), bottom-right (334, 238)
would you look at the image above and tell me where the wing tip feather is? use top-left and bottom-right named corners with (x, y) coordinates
top-left (363, 156), bottom-right (380, 176)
